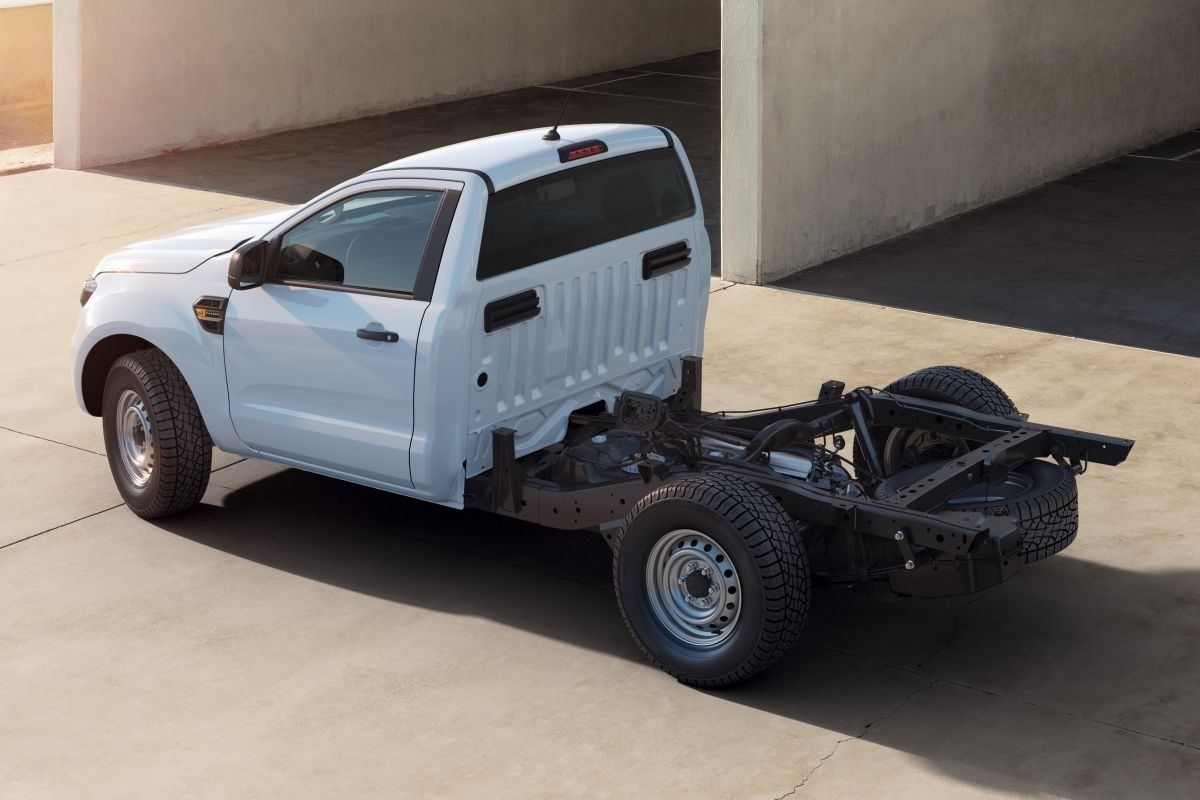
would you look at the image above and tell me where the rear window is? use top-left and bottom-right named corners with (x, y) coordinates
top-left (477, 147), bottom-right (695, 279)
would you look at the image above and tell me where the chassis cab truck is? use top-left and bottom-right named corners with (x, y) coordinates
top-left (72, 124), bottom-right (1132, 687)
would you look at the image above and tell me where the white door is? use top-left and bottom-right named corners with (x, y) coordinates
top-left (224, 182), bottom-right (457, 487)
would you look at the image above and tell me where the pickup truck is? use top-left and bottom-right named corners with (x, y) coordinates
top-left (72, 123), bottom-right (1133, 687)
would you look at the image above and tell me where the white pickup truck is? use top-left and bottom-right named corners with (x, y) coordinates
top-left (72, 124), bottom-right (1132, 686)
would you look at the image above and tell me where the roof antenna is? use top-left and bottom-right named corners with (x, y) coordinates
top-left (542, 90), bottom-right (573, 141)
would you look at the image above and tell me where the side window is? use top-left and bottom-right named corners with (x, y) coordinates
top-left (276, 189), bottom-right (444, 294)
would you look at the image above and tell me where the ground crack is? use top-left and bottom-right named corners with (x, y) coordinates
top-left (915, 595), bottom-right (981, 672)
top-left (0, 424), bottom-right (104, 457)
top-left (771, 677), bottom-right (940, 799)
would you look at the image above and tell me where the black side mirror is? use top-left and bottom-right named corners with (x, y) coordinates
top-left (228, 239), bottom-right (270, 290)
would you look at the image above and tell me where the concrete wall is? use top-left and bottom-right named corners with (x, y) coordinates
top-left (0, 2), bottom-right (52, 106)
top-left (723, 0), bottom-right (1200, 284)
top-left (53, 0), bottom-right (719, 168)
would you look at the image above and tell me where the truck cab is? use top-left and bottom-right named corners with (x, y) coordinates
top-left (73, 123), bottom-right (711, 508)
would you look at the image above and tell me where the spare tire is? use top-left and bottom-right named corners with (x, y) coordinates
top-left (875, 459), bottom-right (1078, 563)
top-left (857, 366), bottom-right (1018, 477)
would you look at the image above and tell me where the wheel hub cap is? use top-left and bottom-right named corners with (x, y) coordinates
top-left (683, 566), bottom-right (713, 600)
top-left (885, 428), bottom-right (967, 473)
top-left (646, 530), bottom-right (742, 648)
top-left (116, 389), bottom-right (155, 489)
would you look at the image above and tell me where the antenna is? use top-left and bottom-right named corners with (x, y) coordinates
top-left (542, 91), bottom-right (573, 141)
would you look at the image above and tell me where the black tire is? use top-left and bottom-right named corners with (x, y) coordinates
top-left (102, 349), bottom-right (212, 519)
top-left (875, 458), bottom-right (1078, 563)
top-left (613, 471), bottom-right (810, 687)
top-left (857, 365), bottom-right (1018, 477)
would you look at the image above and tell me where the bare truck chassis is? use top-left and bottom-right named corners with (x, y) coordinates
top-left (472, 357), bottom-right (1133, 600)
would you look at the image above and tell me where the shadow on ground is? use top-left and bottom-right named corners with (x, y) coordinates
top-left (778, 152), bottom-right (1200, 358)
top-left (157, 466), bottom-right (1200, 797)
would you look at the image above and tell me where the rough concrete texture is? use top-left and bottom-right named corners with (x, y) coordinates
top-left (52, 0), bottom-right (718, 168)
top-left (780, 139), bottom-right (1200, 358)
top-left (0, 3), bottom-right (52, 106)
top-left (0, 99), bottom-right (52, 146)
top-left (3, 158), bottom-right (1200, 798)
top-left (0, 99), bottom-right (53, 175)
top-left (722, 0), bottom-right (1200, 283)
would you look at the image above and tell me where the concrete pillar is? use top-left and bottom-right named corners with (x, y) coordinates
top-left (720, 0), bottom-right (762, 285)
top-left (52, 0), bottom-right (81, 169)
top-left (722, 0), bottom-right (1200, 285)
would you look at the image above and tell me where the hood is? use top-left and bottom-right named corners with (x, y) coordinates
top-left (93, 206), bottom-right (295, 275)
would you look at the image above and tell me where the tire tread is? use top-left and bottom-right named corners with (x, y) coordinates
top-left (613, 471), bottom-right (810, 688)
top-left (109, 349), bottom-right (212, 518)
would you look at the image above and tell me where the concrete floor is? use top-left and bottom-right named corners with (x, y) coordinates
top-left (3, 112), bottom-right (1200, 797)
top-left (0, 100), bottom-right (53, 175)
top-left (778, 129), bottom-right (1200, 358)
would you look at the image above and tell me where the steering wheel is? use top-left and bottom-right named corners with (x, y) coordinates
top-left (345, 229), bottom-right (395, 285)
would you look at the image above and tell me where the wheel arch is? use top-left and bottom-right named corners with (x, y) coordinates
top-left (73, 270), bottom-right (244, 450)
top-left (80, 333), bottom-right (159, 416)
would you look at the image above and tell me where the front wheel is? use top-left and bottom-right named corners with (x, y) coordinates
top-left (102, 349), bottom-right (212, 519)
top-left (613, 471), bottom-right (810, 687)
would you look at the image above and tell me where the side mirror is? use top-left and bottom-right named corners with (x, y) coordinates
top-left (228, 239), bottom-right (270, 290)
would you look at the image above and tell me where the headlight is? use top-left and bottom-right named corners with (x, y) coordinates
top-left (80, 276), bottom-right (98, 307)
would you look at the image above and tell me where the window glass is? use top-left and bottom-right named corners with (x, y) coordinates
top-left (276, 189), bottom-right (443, 294)
top-left (477, 148), bottom-right (695, 279)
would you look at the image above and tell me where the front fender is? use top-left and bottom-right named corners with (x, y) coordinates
top-left (71, 270), bottom-right (247, 453)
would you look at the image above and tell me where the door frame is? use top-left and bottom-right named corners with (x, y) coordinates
top-left (222, 176), bottom-right (466, 491)
top-left (259, 176), bottom-right (464, 302)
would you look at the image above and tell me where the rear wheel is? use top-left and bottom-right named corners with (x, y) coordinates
top-left (102, 349), bottom-right (212, 519)
top-left (613, 471), bottom-right (810, 687)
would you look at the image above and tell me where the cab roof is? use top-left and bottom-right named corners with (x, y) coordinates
top-left (369, 123), bottom-right (673, 193)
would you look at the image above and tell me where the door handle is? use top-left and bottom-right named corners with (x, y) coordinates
top-left (356, 328), bottom-right (399, 343)
top-left (642, 241), bottom-right (691, 280)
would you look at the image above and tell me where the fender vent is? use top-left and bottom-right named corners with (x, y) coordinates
top-left (642, 241), bottom-right (691, 280)
top-left (193, 296), bottom-right (228, 335)
top-left (484, 289), bottom-right (540, 333)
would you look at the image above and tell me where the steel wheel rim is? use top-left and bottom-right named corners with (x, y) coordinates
top-left (883, 428), bottom-right (969, 474)
top-left (645, 529), bottom-right (742, 649)
top-left (948, 470), bottom-right (1034, 505)
top-left (115, 388), bottom-right (155, 489)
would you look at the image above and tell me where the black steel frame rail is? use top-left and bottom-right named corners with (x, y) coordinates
top-left (472, 366), bottom-right (1133, 567)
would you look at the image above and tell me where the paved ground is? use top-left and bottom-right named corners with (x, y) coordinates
top-left (3, 113), bottom-right (1200, 796)
top-left (778, 128), bottom-right (1200, 357)
top-left (0, 100), bottom-right (52, 175)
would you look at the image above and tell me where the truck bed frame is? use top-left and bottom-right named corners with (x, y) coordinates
top-left (468, 357), bottom-right (1133, 598)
